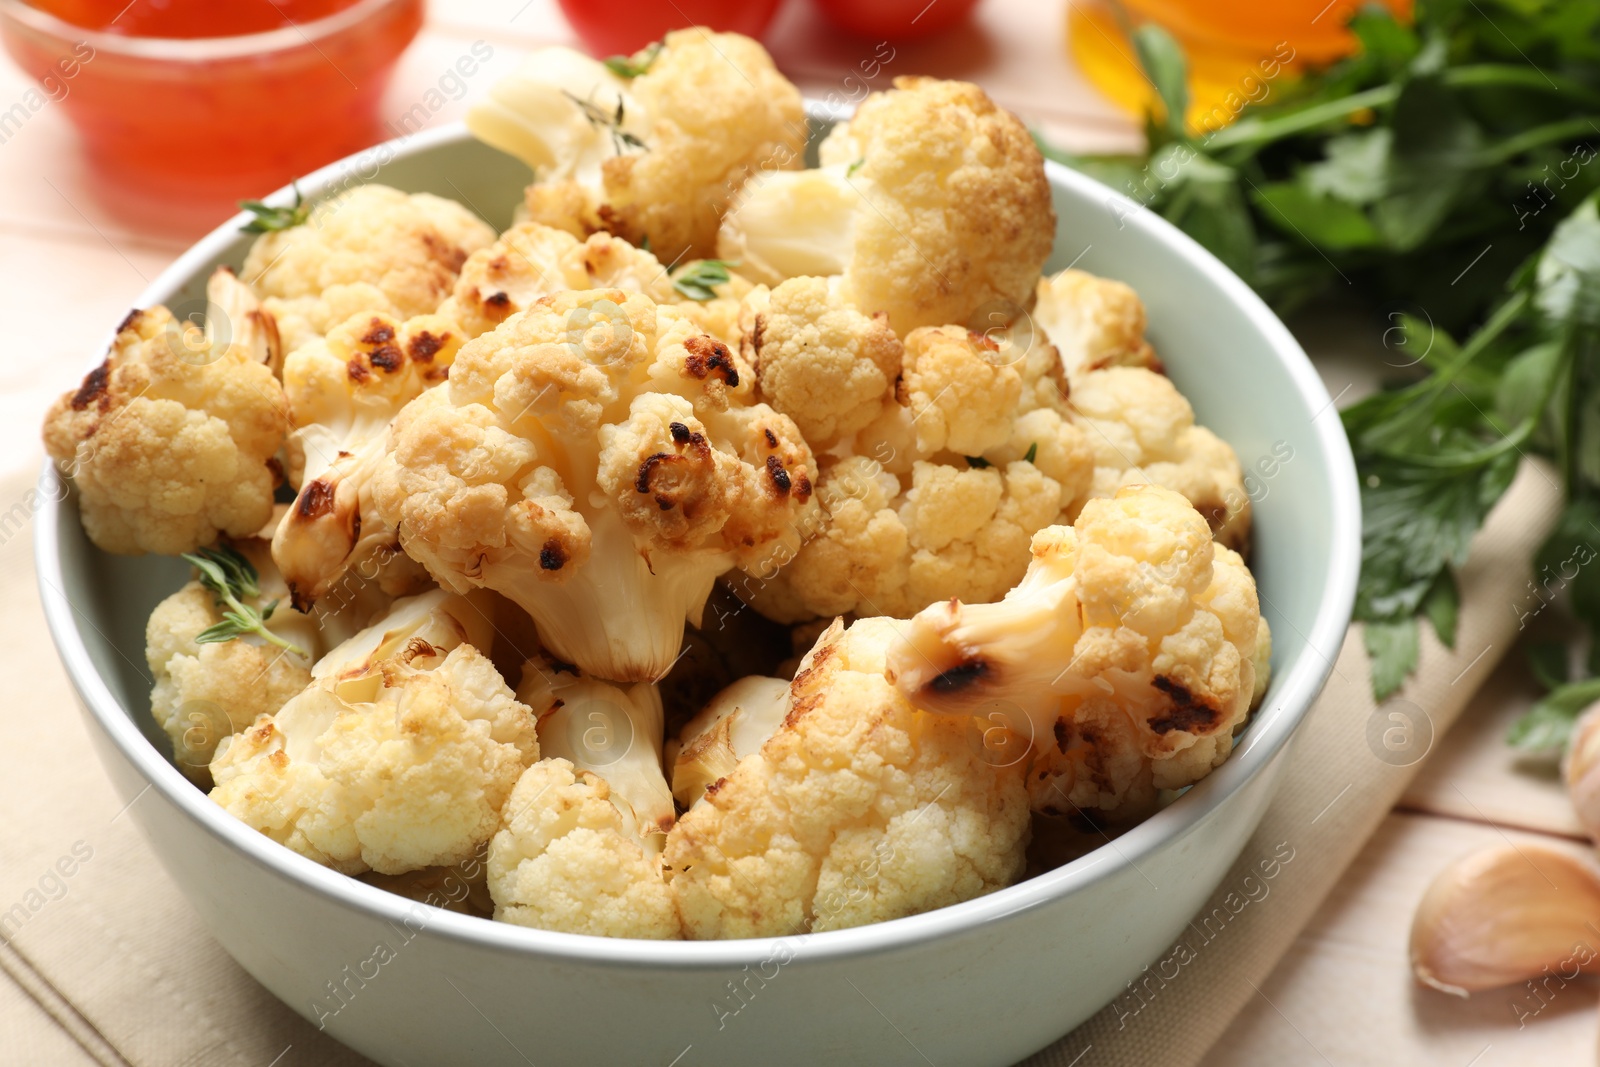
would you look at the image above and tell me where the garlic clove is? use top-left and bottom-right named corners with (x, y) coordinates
top-left (1410, 842), bottom-right (1600, 996)
top-left (1564, 701), bottom-right (1600, 846)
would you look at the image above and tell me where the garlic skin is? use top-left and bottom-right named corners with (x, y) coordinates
top-left (1564, 702), bottom-right (1600, 844)
top-left (1410, 842), bottom-right (1600, 996)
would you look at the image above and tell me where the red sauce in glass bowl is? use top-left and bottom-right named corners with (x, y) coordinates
top-left (0, 0), bottom-right (423, 208)
top-left (30, 0), bottom-right (367, 38)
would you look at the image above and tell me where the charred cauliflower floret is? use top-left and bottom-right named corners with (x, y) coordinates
top-left (1068, 367), bottom-right (1250, 551)
top-left (719, 77), bottom-right (1054, 336)
top-left (488, 758), bottom-right (680, 938)
top-left (371, 288), bottom-right (818, 681)
top-left (442, 223), bottom-right (675, 339)
top-left (272, 310), bottom-right (463, 609)
top-left (442, 220), bottom-right (754, 349)
top-left (467, 31), bottom-right (805, 264)
top-left (740, 276), bottom-right (903, 449)
top-left (665, 617), bottom-right (1031, 939)
top-left (43, 289), bottom-right (289, 556)
top-left (146, 514), bottom-right (390, 782)
top-left (889, 485), bottom-right (1269, 822)
top-left (242, 184), bottom-right (495, 350)
top-left (210, 590), bottom-right (536, 875)
top-left (740, 324), bottom-right (1094, 622)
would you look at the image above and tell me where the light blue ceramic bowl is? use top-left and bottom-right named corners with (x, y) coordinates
top-left (36, 116), bottom-right (1360, 1067)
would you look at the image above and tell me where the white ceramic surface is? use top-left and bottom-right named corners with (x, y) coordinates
top-left (36, 118), bottom-right (1361, 1067)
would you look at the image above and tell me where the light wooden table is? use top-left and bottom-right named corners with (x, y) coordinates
top-left (0, 1), bottom-right (1592, 1063)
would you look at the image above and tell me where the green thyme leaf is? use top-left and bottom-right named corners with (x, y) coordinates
top-left (847, 158), bottom-right (865, 177)
top-left (603, 41), bottom-right (661, 79)
top-left (1023, 442), bottom-right (1038, 464)
top-left (672, 259), bottom-right (737, 302)
top-left (239, 183), bottom-right (310, 234)
top-left (562, 90), bottom-right (648, 153)
top-left (180, 545), bottom-right (304, 656)
top-left (965, 456), bottom-right (991, 469)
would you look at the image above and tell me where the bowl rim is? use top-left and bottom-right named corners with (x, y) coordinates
top-left (0, 0), bottom-right (415, 61)
top-left (35, 118), bottom-right (1361, 969)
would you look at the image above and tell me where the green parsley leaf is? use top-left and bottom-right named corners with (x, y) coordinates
top-left (1364, 617), bottom-right (1419, 702)
top-left (239, 183), bottom-right (309, 234)
top-left (1509, 677), bottom-right (1600, 751)
top-left (181, 545), bottom-right (305, 656)
top-left (1130, 22), bottom-right (1188, 145)
top-left (672, 259), bottom-right (737, 302)
top-left (847, 158), bottom-right (865, 177)
top-left (603, 41), bottom-right (661, 79)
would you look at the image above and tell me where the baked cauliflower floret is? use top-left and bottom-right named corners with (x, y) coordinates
top-left (516, 660), bottom-right (675, 851)
top-left (272, 310), bottom-right (463, 609)
top-left (889, 485), bottom-right (1268, 822)
top-left (442, 223), bottom-right (678, 340)
top-left (488, 759), bottom-right (680, 938)
top-left (372, 288), bottom-right (817, 681)
top-left (210, 593), bottom-right (536, 876)
top-left (470, 32), bottom-right (804, 265)
top-left (43, 293), bottom-right (288, 556)
top-left (1068, 367), bottom-right (1249, 551)
top-left (719, 76), bottom-right (1054, 336)
top-left (1033, 268), bottom-right (1159, 378)
top-left (242, 184), bottom-right (495, 349)
top-left (146, 514), bottom-right (391, 781)
top-left (669, 675), bottom-right (790, 808)
top-left (665, 617), bottom-right (1031, 939)
top-left (740, 276), bottom-right (903, 449)
top-left (740, 323), bottom-right (1094, 622)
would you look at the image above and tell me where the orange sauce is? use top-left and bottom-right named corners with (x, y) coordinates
top-left (30, 0), bottom-right (365, 38)
top-left (3, 0), bottom-right (422, 213)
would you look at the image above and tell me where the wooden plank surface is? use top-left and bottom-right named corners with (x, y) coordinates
top-left (0, 1), bottom-right (1587, 1062)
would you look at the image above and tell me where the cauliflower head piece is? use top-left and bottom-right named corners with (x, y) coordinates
top-left (469, 33), bottom-right (805, 265)
top-left (1030, 265), bottom-right (1249, 548)
top-left (1033, 268), bottom-right (1159, 379)
top-left (740, 276), bottom-right (903, 449)
top-left (668, 674), bottom-right (789, 808)
top-left (889, 485), bottom-right (1269, 822)
top-left (147, 513), bottom-right (393, 782)
top-left (210, 590), bottom-right (536, 875)
top-left (43, 293), bottom-right (289, 556)
top-left (739, 322), bottom-right (1094, 621)
top-left (718, 76), bottom-right (1054, 336)
top-left (1068, 366), bottom-right (1250, 552)
top-left (272, 309), bottom-right (464, 609)
top-left (242, 184), bottom-right (495, 350)
top-left (372, 288), bottom-right (818, 681)
top-left (488, 758), bottom-right (681, 938)
top-left (665, 616), bottom-right (1031, 939)
top-left (442, 220), bottom-right (753, 350)
top-left (516, 659), bottom-right (675, 852)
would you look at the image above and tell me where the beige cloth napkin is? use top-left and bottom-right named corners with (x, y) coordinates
top-left (0, 458), bottom-right (1561, 1067)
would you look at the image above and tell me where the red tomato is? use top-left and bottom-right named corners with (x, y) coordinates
top-left (811, 0), bottom-right (981, 39)
top-left (556, 0), bottom-right (785, 57)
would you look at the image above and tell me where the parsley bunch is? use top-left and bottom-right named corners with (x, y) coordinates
top-left (1045, 0), bottom-right (1600, 745)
